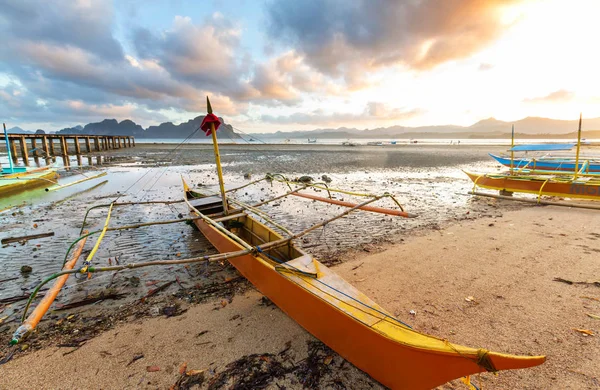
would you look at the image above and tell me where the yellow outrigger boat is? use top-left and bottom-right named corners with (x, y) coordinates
top-left (181, 98), bottom-right (545, 389)
top-left (0, 166), bottom-right (58, 197)
top-left (12, 99), bottom-right (545, 389)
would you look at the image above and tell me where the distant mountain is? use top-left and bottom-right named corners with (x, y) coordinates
top-left (6, 126), bottom-right (32, 134)
top-left (8, 115), bottom-right (600, 139)
top-left (51, 116), bottom-right (239, 139)
top-left (145, 116), bottom-right (238, 139)
top-left (251, 116), bottom-right (600, 139)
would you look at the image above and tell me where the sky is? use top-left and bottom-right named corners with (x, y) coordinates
top-left (1, 0), bottom-right (599, 133)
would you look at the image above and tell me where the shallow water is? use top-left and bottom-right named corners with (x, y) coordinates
top-left (0, 144), bottom-right (518, 319)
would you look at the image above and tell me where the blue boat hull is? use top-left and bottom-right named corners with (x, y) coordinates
top-left (489, 154), bottom-right (600, 174)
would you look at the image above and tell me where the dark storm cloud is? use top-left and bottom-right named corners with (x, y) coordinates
top-left (266, 0), bottom-right (521, 85)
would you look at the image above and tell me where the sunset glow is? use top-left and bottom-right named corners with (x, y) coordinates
top-left (1, 0), bottom-right (599, 132)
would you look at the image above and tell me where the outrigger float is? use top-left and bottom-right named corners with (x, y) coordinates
top-left (467, 116), bottom-right (600, 207)
top-left (12, 98), bottom-right (545, 389)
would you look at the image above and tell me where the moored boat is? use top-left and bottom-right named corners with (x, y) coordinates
top-left (489, 153), bottom-right (600, 174)
top-left (464, 170), bottom-right (600, 200)
top-left (0, 167), bottom-right (59, 197)
top-left (1, 123), bottom-right (58, 197)
top-left (469, 115), bottom-right (600, 201)
top-left (182, 97), bottom-right (545, 389)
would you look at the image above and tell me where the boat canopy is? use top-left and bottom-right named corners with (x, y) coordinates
top-left (510, 143), bottom-right (575, 152)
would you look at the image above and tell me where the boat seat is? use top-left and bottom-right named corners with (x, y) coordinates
top-left (188, 195), bottom-right (224, 215)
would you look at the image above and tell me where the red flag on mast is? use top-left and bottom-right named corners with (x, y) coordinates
top-left (200, 114), bottom-right (221, 136)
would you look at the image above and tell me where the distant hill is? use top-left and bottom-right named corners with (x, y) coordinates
top-left (252, 116), bottom-right (600, 139)
top-left (6, 126), bottom-right (32, 134)
top-left (54, 117), bottom-right (240, 139)
top-left (7, 115), bottom-right (600, 139)
top-left (145, 116), bottom-right (238, 139)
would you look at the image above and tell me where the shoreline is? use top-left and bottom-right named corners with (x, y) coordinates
top-left (1, 205), bottom-right (598, 389)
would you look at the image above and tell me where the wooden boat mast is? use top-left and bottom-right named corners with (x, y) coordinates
top-left (207, 96), bottom-right (228, 214)
top-left (573, 113), bottom-right (582, 180)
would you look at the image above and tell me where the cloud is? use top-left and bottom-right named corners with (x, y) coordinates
top-left (523, 89), bottom-right (575, 103)
top-left (133, 15), bottom-right (255, 99)
top-left (260, 102), bottom-right (422, 125)
top-left (0, 82), bottom-right (169, 127)
top-left (266, 0), bottom-right (522, 86)
top-left (0, 0), bottom-right (123, 61)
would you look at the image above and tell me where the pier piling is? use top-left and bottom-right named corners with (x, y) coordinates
top-left (3, 133), bottom-right (135, 166)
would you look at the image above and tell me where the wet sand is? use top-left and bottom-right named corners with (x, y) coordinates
top-left (1, 206), bottom-right (599, 389)
top-left (1, 143), bottom-right (599, 388)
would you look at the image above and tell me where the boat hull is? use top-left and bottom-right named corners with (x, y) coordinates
top-left (191, 204), bottom-right (544, 389)
top-left (0, 168), bottom-right (58, 197)
top-left (490, 154), bottom-right (600, 174)
top-left (465, 171), bottom-right (600, 200)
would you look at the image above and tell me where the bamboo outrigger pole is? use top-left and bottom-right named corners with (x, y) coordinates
top-left (573, 113), bottom-right (582, 180)
top-left (207, 96), bottom-right (228, 215)
top-left (11, 236), bottom-right (88, 345)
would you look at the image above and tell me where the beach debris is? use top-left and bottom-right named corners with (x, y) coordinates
top-left (572, 328), bottom-right (595, 336)
top-left (127, 354), bottom-right (145, 366)
top-left (20, 265), bottom-right (33, 274)
top-left (125, 276), bottom-right (141, 287)
top-left (208, 353), bottom-right (289, 389)
top-left (244, 173), bottom-right (251, 179)
top-left (465, 296), bottom-right (476, 302)
top-left (57, 336), bottom-right (90, 349)
top-left (409, 310), bottom-right (416, 316)
top-left (0, 350), bottom-right (15, 365)
top-left (321, 175), bottom-right (332, 183)
top-left (586, 313), bottom-right (600, 320)
top-left (161, 304), bottom-right (186, 318)
top-left (351, 262), bottom-right (364, 271)
top-left (0, 277), bottom-right (18, 284)
top-left (0, 289), bottom-right (47, 305)
top-left (172, 368), bottom-right (205, 389)
top-left (55, 290), bottom-right (125, 311)
top-left (581, 296), bottom-right (600, 302)
top-left (554, 277), bottom-right (600, 287)
top-left (179, 362), bottom-right (188, 375)
top-left (141, 280), bottom-right (176, 302)
top-left (146, 365), bottom-right (161, 372)
top-left (1, 232), bottom-right (55, 245)
top-left (297, 176), bottom-right (313, 183)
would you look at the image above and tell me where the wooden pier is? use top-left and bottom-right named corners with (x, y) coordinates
top-left (3, 134), bottom-right (135, 166)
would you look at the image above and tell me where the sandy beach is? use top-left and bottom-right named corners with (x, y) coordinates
top-left (1, 144), bottom-right (599, 389)
top-left (1, 204), bottom-right (599, 389)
